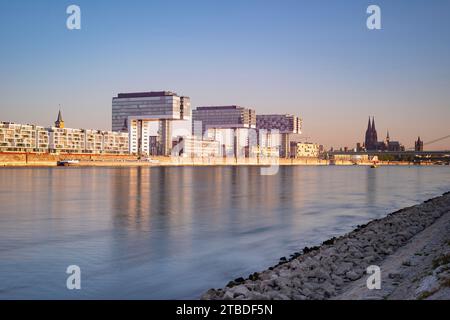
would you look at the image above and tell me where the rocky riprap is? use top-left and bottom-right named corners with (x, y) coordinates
top-left (201, 192), bottom-right (450, 300)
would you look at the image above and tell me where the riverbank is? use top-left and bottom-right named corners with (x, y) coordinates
top-left (0, 152), bottom-right (441, 167)
top-left (1, 161), bottom-right (438, 168)
top-left (202, 192), bottom-right (450, 300)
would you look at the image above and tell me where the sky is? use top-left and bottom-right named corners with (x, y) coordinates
top-left (0, 0), bottom-right (449, 149)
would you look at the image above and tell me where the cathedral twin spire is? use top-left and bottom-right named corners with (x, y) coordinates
top-left (365, 116), bottom-right (378, 150)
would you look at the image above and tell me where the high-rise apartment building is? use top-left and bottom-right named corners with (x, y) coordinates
top-left (112, 91), bottom-right (191, 156)
top-left (192, 106), bottom-right (256, 135)
top-left (256, 114), bottom-right (303, 158)
top-left (256, 114), bottom-right (302, 134)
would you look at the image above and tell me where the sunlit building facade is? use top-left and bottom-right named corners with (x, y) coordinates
top-left (192, 106), bottom-right (256, 135)
top-left (112, 91), bottom-right (191, 156)
top-left (0, 122), bottom-right (49, 152)
top-left (0, 121), bottom-right (129, 154)
top-left (292, 142), bottom-right (320, 158)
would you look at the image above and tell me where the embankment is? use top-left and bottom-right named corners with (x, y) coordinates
top-left (202, 192), bottom-right (450, 300)
top-left (0, 152), bottom-right (138, 167)
top-left (0, 152), bottom-right (429, 167)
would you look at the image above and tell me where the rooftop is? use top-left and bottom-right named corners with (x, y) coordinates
top-left (115, 91), bottom-right (178, 99)
top-left (195, 105), bottom-right (247, 111)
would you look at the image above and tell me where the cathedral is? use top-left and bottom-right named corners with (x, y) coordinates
top-left (364, 117), bottom-right (378, 150)
top-left (363, 117), bottom-right (404, 152)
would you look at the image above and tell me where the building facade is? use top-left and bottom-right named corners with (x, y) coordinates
top-left (256, 114), bottom-right (302, 134)
top-left (192, 106), bottom-right (256, 135)
top-left (112, 91), bottom-right (191, 156)
top-left (0, 121), bottom-right (129, 154)
top-left (102, 131), bottom-right (130, 154)
top-left (172, 136), bottom-right (220, 158)
top-left (48, 127), bottom-right (86, 152)
top-left (0, 122), bottom-right (49, 152)
top-left (85, 129), bottom-right (104, 153)
top-left (48, 127), bottom-right (129, 154)
top-left (292, 142), bottom-right (320, 158)
top-left (254, 129), bottom-right (280, 158)
top-left (256, 114), bottom-right (302, 158)
top-left (205, 127), bottom-right (256, 158)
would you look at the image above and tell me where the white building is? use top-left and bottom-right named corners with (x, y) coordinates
top-left (102, 131), bottom-right (129, 154)
top-left (172, 136), bottom-right (220, 158)
top-left (85, 129), bottom-right (104, 153)
top-left (48, 127), bottom-right (129, 154)
top-left (293, 142), bottom-right (320, 158)
top-left (48, 127), bottom-right (85, 153)
top-left (0, 122), bottom-right (49, 152)
top-left (0, 121), bottom-right (129, 154)
top-left (205, 128), bottom-right (257, 158)
top-left (250, 129), bottom-right (281, 158)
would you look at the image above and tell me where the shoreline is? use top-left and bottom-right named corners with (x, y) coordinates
top-left (202, 192), bottom-right (450, 300)
top-left (0, 160), bottom-right (444, 168)
top-left (1, 152), bottom-right (447, 168)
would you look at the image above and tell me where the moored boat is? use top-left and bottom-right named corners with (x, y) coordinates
top-left (57, 160), bottom-right (80, 166)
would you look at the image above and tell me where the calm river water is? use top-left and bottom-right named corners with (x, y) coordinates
top-left (0, 166), bottom-right (449, 299)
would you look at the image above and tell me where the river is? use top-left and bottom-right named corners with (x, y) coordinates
top-left (0, 166), bottom-right (449, 299)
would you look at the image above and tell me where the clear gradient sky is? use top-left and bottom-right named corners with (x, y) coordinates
top-left (0, 0), bottom-right (449, 149)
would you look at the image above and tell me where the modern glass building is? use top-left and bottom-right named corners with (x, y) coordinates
top-left (256, 114), bottom-right (302, 134)
top-left (112, 91), bottom-right (191, 156)
top-left (192, 105), bottom-right (256, 135)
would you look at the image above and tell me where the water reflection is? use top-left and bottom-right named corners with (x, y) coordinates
top-left (0, 166), bottom-right (449, 299)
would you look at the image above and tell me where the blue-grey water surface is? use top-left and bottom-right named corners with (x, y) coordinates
top-left (0, 166), bottom-right (449, 299)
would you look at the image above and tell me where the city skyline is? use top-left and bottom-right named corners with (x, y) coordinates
top-left (1, 103), bottom-right (445, 152)
top-left (1, 0), bottom-right (450, 149)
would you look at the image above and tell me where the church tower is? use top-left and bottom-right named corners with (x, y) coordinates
top-left (371, 117), bottom-right (378, 145)
top-left (415, 136), bottom-right (424, 151)
top-left (55, 110), bottom-right (65, 129)
top-left (365, 117), bottom-right (372, 150)
top-left (364, 117), bottom-right (380, 150)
